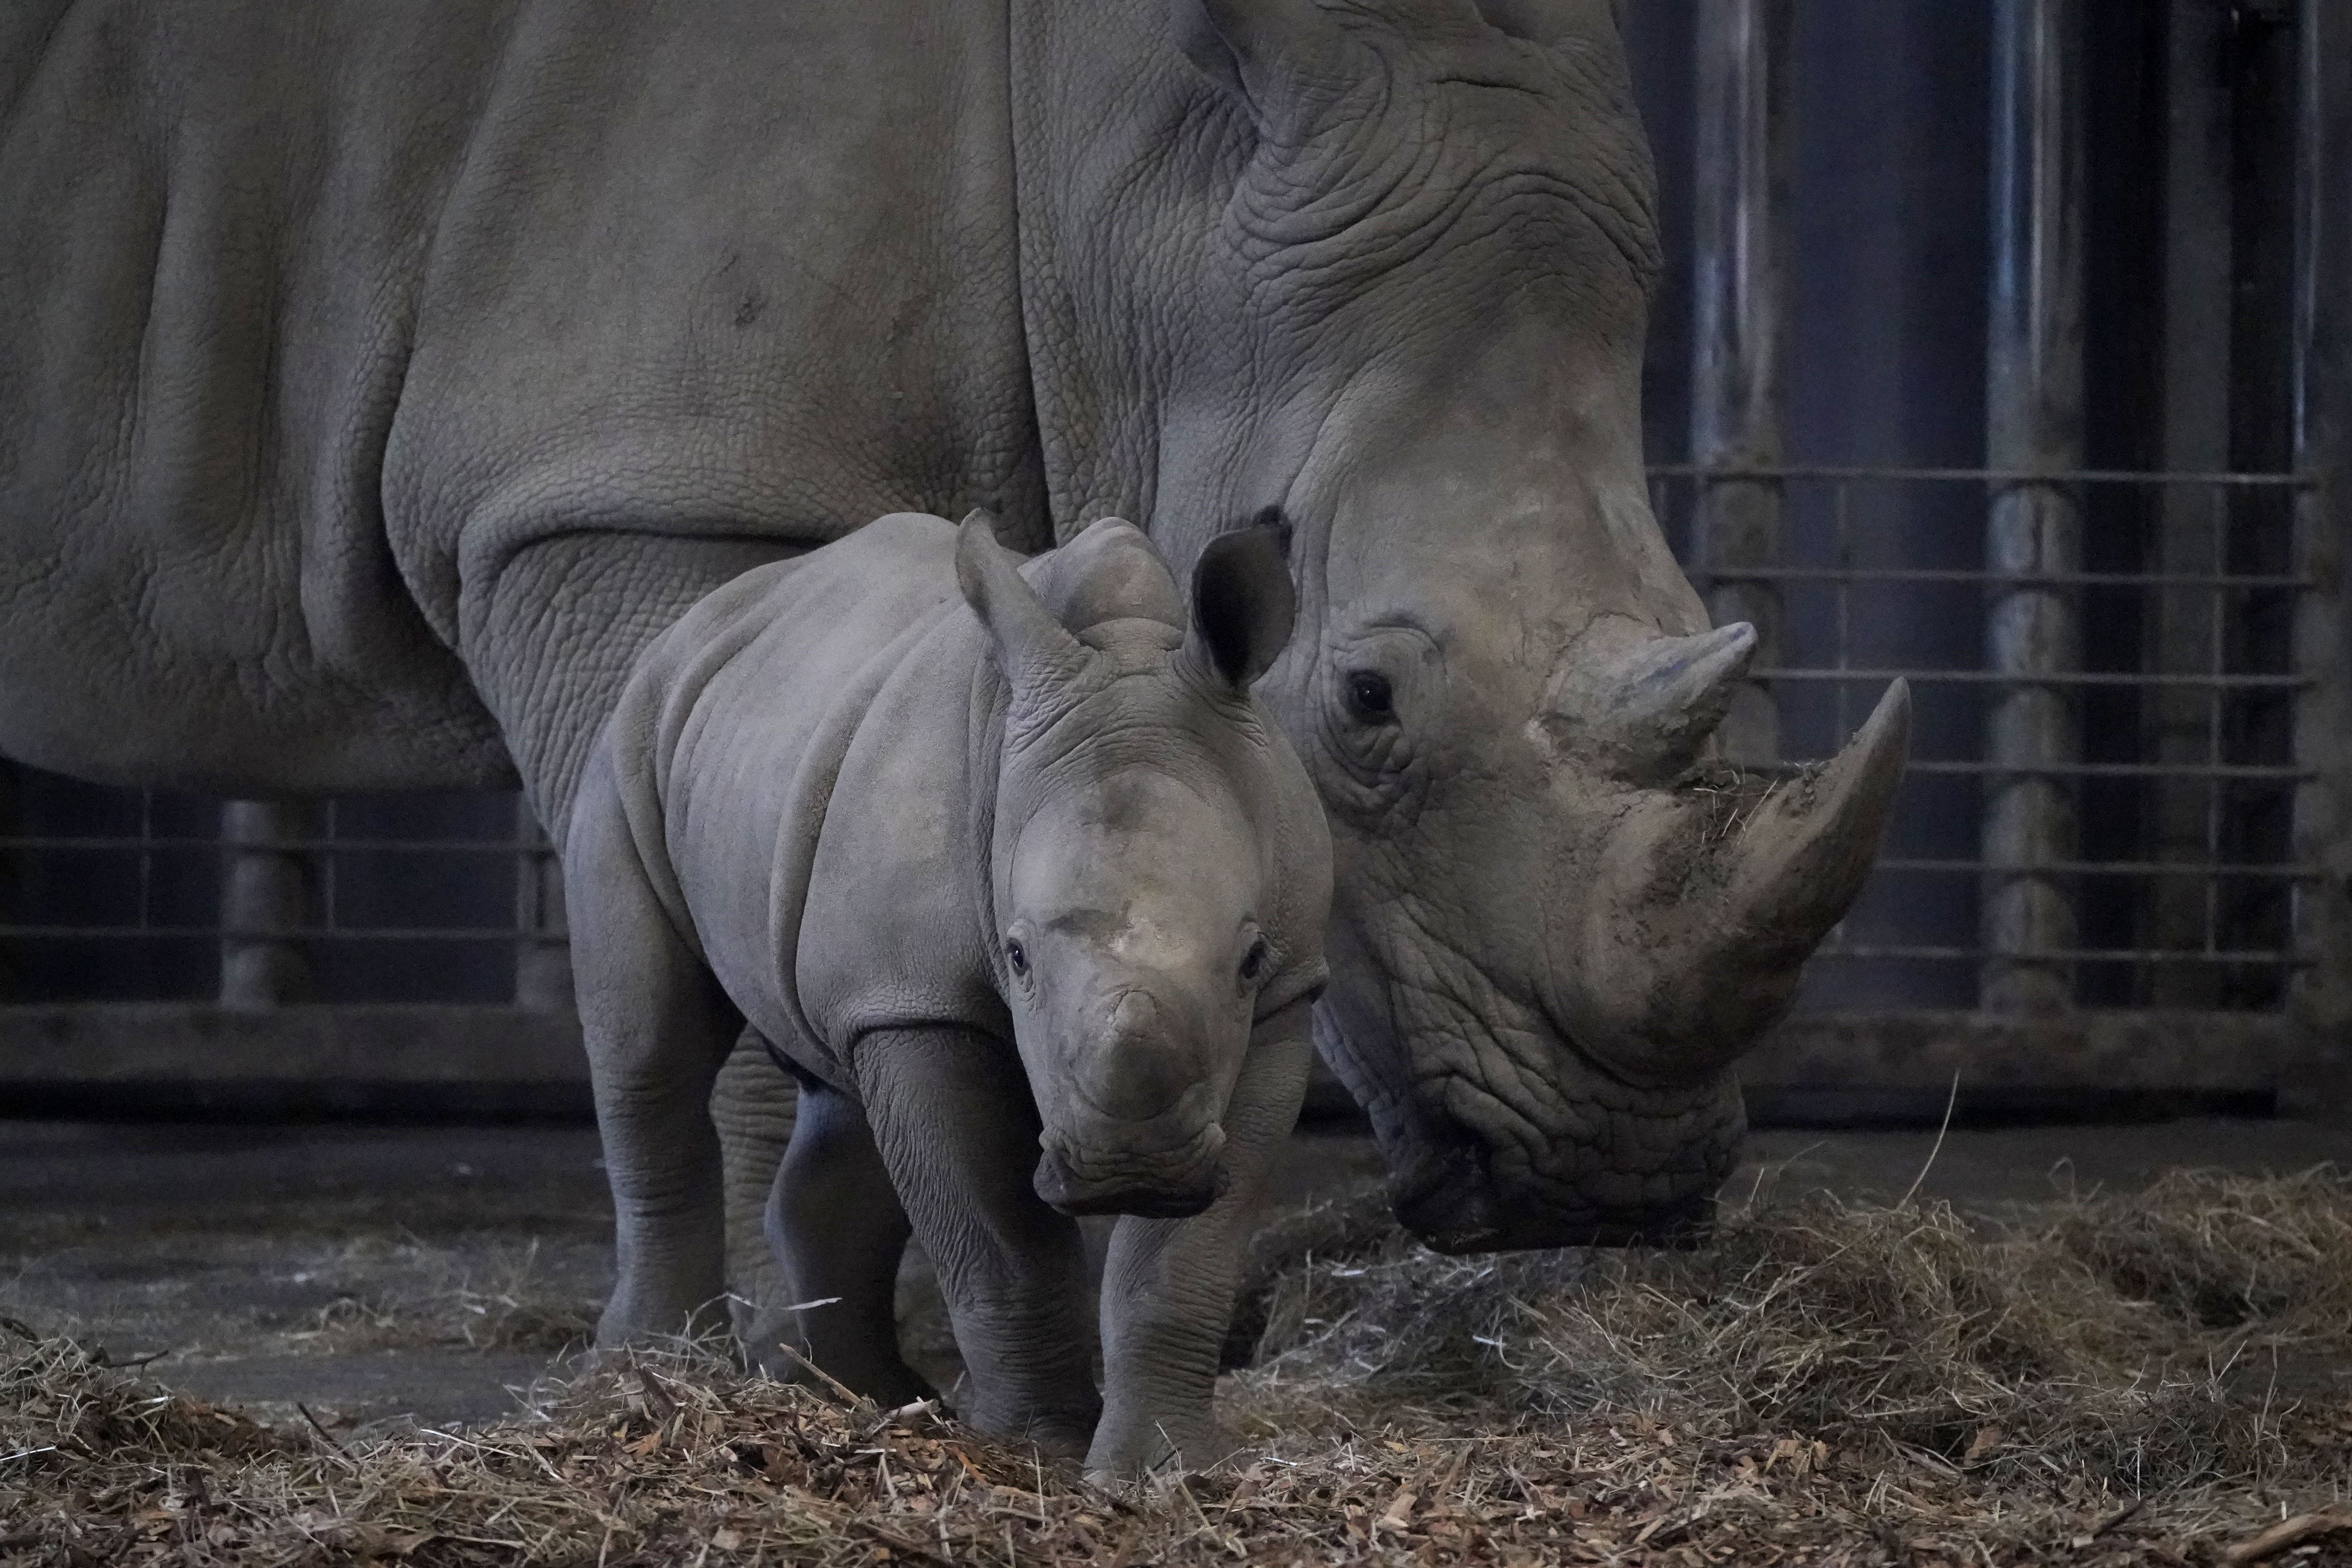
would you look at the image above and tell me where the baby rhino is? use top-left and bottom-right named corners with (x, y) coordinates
top-left (567, 510), bottom-right (1332, 1477)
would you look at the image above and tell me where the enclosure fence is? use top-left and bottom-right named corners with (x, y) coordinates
top-left (0, 465), bottom-right (2327, 1012)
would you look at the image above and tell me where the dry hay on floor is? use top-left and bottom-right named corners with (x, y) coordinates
top-left (6, 1171), bottom-right (2352, 1565)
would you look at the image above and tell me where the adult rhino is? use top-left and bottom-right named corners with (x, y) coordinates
top-left (0, 0), bottom-right (1904, 1282)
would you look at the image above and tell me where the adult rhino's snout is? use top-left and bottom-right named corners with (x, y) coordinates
top-left (1567, 677), bottom-right (1913, 1083)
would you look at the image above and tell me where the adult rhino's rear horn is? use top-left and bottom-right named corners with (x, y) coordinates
top-left (1561, 622), bottom-right (1757, 785)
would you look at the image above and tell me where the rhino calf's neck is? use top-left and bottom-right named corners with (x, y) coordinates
top-left (567, 510), bottom-right (1328, 1472)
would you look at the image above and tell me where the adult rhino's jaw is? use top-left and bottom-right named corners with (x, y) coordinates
top-left (1319, 968), bottom-right (1746, 1254)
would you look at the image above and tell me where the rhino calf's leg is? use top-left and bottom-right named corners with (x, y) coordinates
top-left (714, 1029), bottom-right (800, 1356)
top-left (762, 1076), bottom-right (931, 1405)
top-left (855, 1025), bottom-right (1100, 1457)
top-left (569, 759), bottom-right (747, 1348)
top-left (1089, 1002), bottom-right (1317, 1480)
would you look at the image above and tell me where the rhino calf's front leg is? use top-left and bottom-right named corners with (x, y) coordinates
top-left (1089, 1003), bottom-right (1316, 1479)
top-left (855, 1025), bottom-right (1100, 1456)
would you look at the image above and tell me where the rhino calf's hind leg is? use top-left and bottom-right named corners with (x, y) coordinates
top-left (569, 759), bottom-right (747, 1348)
top-left (855, 1025), bottom-right (1100, 1457)
top-left (763, 1075), bottom-right (931, 1405)
top-left (715, 1030), bottom-right (800, 1356)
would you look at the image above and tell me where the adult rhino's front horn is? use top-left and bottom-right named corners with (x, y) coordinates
top-left (1557, 664), bottom-right (1913, 1085)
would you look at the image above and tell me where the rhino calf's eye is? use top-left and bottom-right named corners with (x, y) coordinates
top-left (1005, 939), bottom-right (1029, 978)
top-left (1240, 936), bottom-right (1272, 984)
top-left (1344, 670), bottom-right (1395, 723)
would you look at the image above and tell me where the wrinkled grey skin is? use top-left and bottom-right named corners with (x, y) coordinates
top-left (570, 510), bottom-right (1328, 1470)
top-left (0, 0), bottom-right (1903, 1287)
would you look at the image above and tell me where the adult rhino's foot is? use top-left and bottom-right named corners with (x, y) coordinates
top-left (955, 1392), bottom-right (1100, 1464)
top-left (1084, 1401), bottom-right (1236, 1483)
top-left (594, 1282), bottom-right (734, 1354)
top-left (751, 1332), bottom-right (936, 1410)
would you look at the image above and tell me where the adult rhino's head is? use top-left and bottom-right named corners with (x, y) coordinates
top-left (1128, 0), bottom-right (1909, 1249)
top-left (956, 514), bottom-right (1331, 1221)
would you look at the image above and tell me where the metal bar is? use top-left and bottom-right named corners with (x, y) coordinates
top-left (2143, 0), bottom-right (2237, 1004)
top-left (1691, 566), bottom-right (2313, 587)
top-left (1983, 0), bottom-right (2085, 1014)
top-left (1902, 759), bottom-right (2310, 778)
top-left (2287, 0), bottom-right (2352, 1112)
top-left (0, 926), bottom-right (552, 942)
top-left (1750, 668), bottom-right (2310, 687)
top-left (218, 800), bottom-right (322, 1006)
top-left (513, 798), bottom-right (573, 1013)
top-left (1875, 859), bottom-right (2322, 878)
top-left (1814, 946), bottom-right (2309, 965)
top-left (0, 837), bottom-right (559, 854)
top-left (1690, 0), bottom-right (1789, 767)
top-left (1655, 463), bottom-right (2312, 485)
top-left (0, 764), bottom-right (15, 1002)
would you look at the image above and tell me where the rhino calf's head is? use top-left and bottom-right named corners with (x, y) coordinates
top-left (955, 514), bottom-right (1330, 1220)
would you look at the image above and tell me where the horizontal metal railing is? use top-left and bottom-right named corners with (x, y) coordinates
top-left (0, 464), bottom-right (2327, 1016)
top-left (1659, 465), bottom-right (2319, 1009)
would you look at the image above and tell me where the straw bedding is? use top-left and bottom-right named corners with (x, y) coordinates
top-left (7, 1169), bottom-right (2352, 1565)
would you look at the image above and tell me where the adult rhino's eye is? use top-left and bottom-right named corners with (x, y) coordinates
top-left (1344, 670), bottom-right (1395, 724)
top-left (1005, 939), bottom-right (1029, 978)
top-left (1240, 936), bottom-right (1272, 984)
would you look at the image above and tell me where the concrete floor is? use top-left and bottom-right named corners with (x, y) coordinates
top-left (5, 1115), bottom-right (2347, 1434)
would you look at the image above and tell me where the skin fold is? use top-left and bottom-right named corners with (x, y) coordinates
top-left (567, 512), bottom-right (1330, 1474)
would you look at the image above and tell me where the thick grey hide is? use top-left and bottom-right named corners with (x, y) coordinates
top-left (567, 512), bottom-right (1330, 1474)
top-left (0, 0), bottom-right (1905, 1286)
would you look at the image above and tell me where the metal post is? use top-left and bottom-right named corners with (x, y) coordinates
top-left (2143, 0), bottom-right (2235, 1005)
top-left (219, 800), bottom-right (321, 1006)
top-left (2287, 0), bottom-right (2352, 1114)
top-left (1982, 0), bottom-right (2085, 1014)
top-left (0, 761), bottom-right (16, 1001)
top-left (515, 799), bottom-right (573, 1013)
top-left (1691, 0), bottom-right (1790, 768)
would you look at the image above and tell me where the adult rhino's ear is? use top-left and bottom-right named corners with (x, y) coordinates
top-left (1169, 0), bottom-right (1354, 129)
top-left (1185, 523), bottom-right (1298, 690)
top-left (956, 511), bottom-right (1090, 700)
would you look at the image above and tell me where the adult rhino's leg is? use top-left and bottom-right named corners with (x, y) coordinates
top-left (568, 751), bottom-right (746, 1346)
top-left (1089, 1001), bottom-right (1316, 1480)
top-left (764, 1076), bottom-right (930, 1405)
top-left (461, 533), bottom-right (807, 856)
top-left (854, 1025), bottom-right (1100, 1456)
top-left (713, 1028), bottom-right (799, 1356)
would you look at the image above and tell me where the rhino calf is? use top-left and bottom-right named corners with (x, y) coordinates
top-left (566, 509), bottom-right (1331, 1473)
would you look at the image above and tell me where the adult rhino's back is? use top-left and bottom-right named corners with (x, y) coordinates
top-left (0, 0), bottom-right (1041, 795)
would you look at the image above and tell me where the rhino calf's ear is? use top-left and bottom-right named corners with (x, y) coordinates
top-left (956, 510), bottom-right (1088, 697)
top-left (1187, 524), bottom-right (1298, 688)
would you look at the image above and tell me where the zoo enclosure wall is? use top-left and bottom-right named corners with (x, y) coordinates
top-left (2, 0), bottom-right (2349, 1120)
